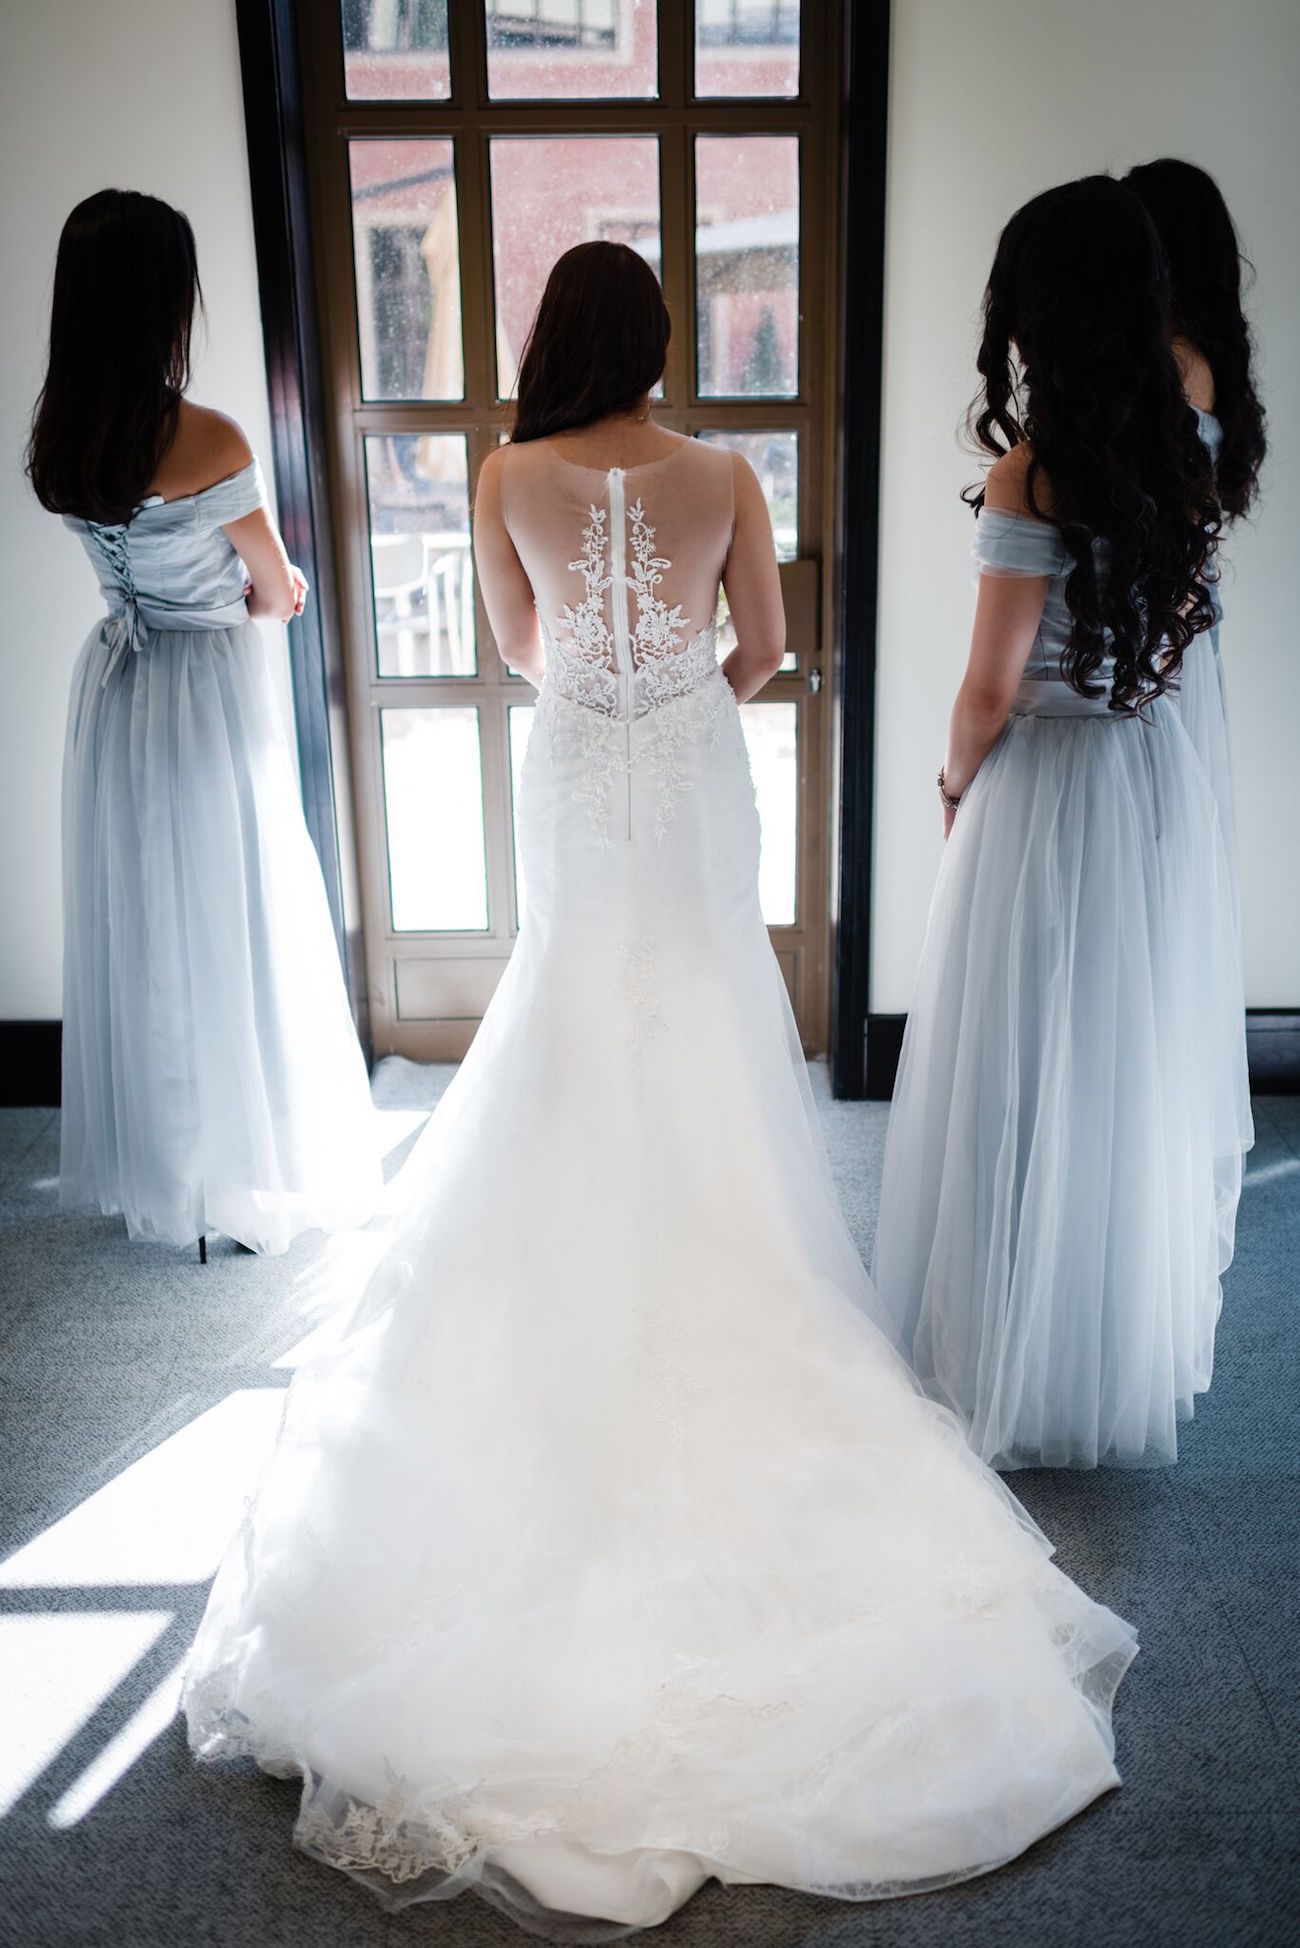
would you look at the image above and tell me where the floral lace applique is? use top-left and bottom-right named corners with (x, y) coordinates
top-left (533, 676), bottom-right (623, 850)
top-left (639, 1302), bottom-right (705, 1459)
top-left (641, 672), bottom-right (730, 841)
top-left (609, 935), bottom-right (668, 1058)
top-left (539, 489), bottom-right (732, 845)
top-left (627, 499), bottom-right (685, 664)
top-left (568, 1670), bottom-right (795, 1843)
top-left (549, 505), bottom-right (618, 718)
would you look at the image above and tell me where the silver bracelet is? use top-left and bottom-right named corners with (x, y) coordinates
top-left (937, 766), bottom-right (962, 813)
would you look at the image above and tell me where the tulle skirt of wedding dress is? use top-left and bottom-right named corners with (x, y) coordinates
top-left (184, 671), bottom-right (1136, 1937)
top-left (59, 619), bottom-right (381, 1252)
top-left (873, 690), bottom-right (1250, 1471)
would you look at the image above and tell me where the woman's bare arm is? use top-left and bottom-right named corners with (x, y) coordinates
top-left (941, 448), bottom-right (1049, 834)
top-left (152, 403), bottom-right (304, 623)
top-left (720, 455), bottom-right (786, 703)
top-left (474, 448), bottom-right (545, 687)
top-left (225, 503), bottom-right (304, 623)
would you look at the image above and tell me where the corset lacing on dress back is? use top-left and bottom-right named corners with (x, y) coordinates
top-left (83, 518), bottom-right (148, 686)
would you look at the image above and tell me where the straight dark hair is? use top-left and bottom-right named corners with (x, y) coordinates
top-left (1124, 158), bottom-right (1266, 522)
top-left (511, 241), bottom-right (670, 444)
top-left (27, 189), bottom-right (202, 526)
top-left (966, 175), bottom-right (1219, 712)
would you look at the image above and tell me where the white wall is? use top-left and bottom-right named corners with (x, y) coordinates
top-left (0, 0), bottom-right (291, 1020)
top-left (874, 0), bottom-right (1300, 1011)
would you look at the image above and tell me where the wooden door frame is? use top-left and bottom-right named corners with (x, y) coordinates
top-left (235, 0), bottom-right (892, 1087)
top-left (830, 0), bottom-right (891, 1098)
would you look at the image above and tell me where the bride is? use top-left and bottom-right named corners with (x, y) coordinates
top-left (183, 241), bottom-right (1136, 1938)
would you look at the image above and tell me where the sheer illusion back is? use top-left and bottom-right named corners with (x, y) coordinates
top-left (502, 436), bottom-right (734, 718)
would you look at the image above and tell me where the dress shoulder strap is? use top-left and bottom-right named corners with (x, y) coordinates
top-left (972, 509), bottom-right (1071, 579)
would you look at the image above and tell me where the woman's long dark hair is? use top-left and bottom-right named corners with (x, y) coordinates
top-left (967, 175), bottom-right (1219, 711)
top-left (27, 189), bottom-right (201, 525)
top-left (1124, 158), bottom-right (1266, 521)
top-left (511, 241), bottom-right (669, 444)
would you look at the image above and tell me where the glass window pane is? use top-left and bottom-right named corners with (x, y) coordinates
top-left (490, 138), bottom-right (661, 400)
top-left (487, 0), bottom-right (657, 99)
top-left (695, 0), bottom-right (800, 98)
top-left (365, 435), bottom-right (475, 678)
top-left (342, 1), bottom-right (451, 102)
top-left (739, 701), bottom-right (797, 925)
top-left (697, 431), bottom-right (798, 559)
top-left (350, 141), bottom-right (463, 402)
top-left (509, 704), bottom-right (536, 925)
top-left (381, 708), bottom-right (488, 931)
top-left (695, 135), bottom-right (799, 399)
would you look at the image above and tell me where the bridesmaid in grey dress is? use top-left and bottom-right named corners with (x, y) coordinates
top-left (1126, 158), bottom-right (1267, 1172)
top-left (28, 191), bottom-right (381, 1254)
top-left (872, 178), bottom-right (1246, 1471)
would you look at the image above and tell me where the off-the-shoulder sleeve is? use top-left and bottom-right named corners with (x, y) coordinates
top-left (194, 457), bottom-right (267, 528)
top-left (971, 509), bottom-right (1070, 579)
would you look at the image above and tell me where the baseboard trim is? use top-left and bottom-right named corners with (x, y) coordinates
top-left (1246, 1011), bottom-right (1300, 1094)
top-left (0, 1022), bottom-right (62, 1108)
top-left (3, 1010), bottom-right (1298, 1114)
top-left (863, 1013), bottom-right (906, 1101)
top-left (865, 1009), bottom-right (1300, 1102)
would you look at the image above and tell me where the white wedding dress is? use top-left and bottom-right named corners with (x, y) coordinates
top-left (183, 438), bottom-right (1136, 1938)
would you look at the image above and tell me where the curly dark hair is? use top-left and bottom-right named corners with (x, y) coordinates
top-left (1124, 158), bottom-right (1266, 522)
top-left (27, 189), bottom-right (202, 526)
top-left (511, 241), bottom-right (669, 444)
top-left (966, 175), bottom-right (1219, 712)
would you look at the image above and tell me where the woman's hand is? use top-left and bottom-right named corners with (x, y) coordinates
top-left (942, 801), bottom-right (957, 841)
top-left (243, 567), bottom-right (308, 621)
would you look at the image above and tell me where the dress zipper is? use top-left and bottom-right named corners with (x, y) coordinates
top-left (607, 468), bottom-right (634, 842)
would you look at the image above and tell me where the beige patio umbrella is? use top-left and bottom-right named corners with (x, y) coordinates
top-left (417, 185), bottom-right (464, 482)
top-left (417, 186), bottom-right (516, 482)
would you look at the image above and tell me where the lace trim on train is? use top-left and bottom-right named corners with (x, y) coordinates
top-left (186, 1564), bottom-right (1096, 1900)
top-left (189, 1669), bottom-right (800, 1892)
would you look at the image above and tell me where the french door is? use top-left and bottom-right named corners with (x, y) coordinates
top-left (299, 0), bottom-right (842, 1057)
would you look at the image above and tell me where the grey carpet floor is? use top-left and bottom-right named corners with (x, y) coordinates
top-left (0, 1062), bottom-right (1295, 1948)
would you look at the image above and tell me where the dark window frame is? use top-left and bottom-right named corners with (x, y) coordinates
top-left (234, 0), bottom-right (892, 1091)
top-left (235, 0), bottom-right (370, 1054)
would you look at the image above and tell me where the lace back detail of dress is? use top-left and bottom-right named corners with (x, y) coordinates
top-left (544, 471), bottom-right (719, 722)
